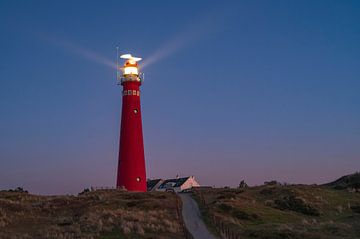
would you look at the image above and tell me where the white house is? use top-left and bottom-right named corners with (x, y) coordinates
top-left (147, 176), bottom-right (200, 193)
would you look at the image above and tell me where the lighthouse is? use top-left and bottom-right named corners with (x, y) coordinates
top-left (116, 53), bottom-right (146, 191)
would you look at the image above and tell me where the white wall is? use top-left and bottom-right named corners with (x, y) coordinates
top-left (180, 176), bottom-right (200, 191)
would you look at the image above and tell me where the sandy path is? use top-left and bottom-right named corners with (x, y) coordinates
top-left (179, 193), bottom-right (217, 239)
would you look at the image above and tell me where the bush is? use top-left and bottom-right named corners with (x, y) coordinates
top-left (350, 205), bottom-right (360, 213)
top-left (238, 180), bottom-right (248, 188)
top-left (274, 195), bottom-right (320, 216)
top-left (218, 203), bottom-right (232, 212)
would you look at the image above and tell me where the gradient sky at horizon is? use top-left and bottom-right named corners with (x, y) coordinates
top-left (0, 1), bottom-right (359, 194)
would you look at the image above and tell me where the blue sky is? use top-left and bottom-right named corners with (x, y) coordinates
top-left (0, 1), bottom-right (359, 194)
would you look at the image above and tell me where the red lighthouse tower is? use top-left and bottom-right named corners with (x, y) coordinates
top-left (116, 53), bottom-right (146, 191)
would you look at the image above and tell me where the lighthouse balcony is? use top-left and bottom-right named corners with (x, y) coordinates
top-left (117, 74), bottom-right (144, 85)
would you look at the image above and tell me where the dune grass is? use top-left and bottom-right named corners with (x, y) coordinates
top-left (0, 190), bottom-right (184, 239)
top-left (193, 185), bottom-right (360, 239)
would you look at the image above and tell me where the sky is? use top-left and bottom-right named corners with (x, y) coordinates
top-left (0, 1), bottom-right (359, 194)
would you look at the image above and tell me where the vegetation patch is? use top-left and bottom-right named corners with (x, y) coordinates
top-left (192, 181), bottom-right (360, 239)
top-left (350, 205), bottom-right (360, 214)
top-left (0, 190), bottom-right (184, 239)
top-left (218, 203), bottom-right (259, 220)
top-left (324, 172), bottom-right (360, 191)
top-left (273, 195), bottom-right (320, 216)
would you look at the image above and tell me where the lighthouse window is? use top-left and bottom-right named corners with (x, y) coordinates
top-left (137, 91), bottom-right (140, 96)
top-left (128, 90), bottom-right (132, 95)
top-left (136, 177), bottom-right (141, 182)
top-left (133, 90), bottom-right (136, 95)
top-left (133, 109), bottom-right (138, 114)
top-left (124, 91), bottom-right (127, 95)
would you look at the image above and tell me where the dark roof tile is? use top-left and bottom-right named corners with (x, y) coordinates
top-left (147, 179), bottom-right (162, 191)
top-left (158, 177), bottom-right (190, 188)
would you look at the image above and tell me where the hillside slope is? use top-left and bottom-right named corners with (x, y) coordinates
top-left (323, 172), bottom-right (360, 190)
top-left (0, 190), bottom-right (184, 239)
top-left (193, 185), bottom-right (360, 239)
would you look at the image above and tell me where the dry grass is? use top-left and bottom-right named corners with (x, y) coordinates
top-left (193, 185), bottom-right (360, 239)
top-left (0, 190), bottom-right (183, 239)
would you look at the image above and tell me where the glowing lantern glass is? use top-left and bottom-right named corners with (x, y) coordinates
top-left (124, 66), bottom-right (139, 75)
top-left (120, 54), bottom-right (142, 77)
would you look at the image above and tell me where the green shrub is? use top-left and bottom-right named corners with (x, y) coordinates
top-left (274, 195), bottom-right (320, 216)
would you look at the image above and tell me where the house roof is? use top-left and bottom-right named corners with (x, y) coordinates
top-left (147, 179), bottom-right (162, 191)
top-left (158, 177), bottom-right (190, 189)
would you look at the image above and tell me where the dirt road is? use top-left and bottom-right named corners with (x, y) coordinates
top-left (179, 193), bottom-right (217, 239)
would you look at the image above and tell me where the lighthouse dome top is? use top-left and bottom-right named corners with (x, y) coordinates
top-left (120, 54), bottom-right (142, 62)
